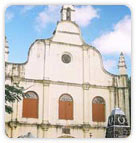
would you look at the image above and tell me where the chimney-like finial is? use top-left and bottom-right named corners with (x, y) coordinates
top-left (118, 52), bottom-right (127, 75)
top-left (5, 36), bottom-right (9, 62)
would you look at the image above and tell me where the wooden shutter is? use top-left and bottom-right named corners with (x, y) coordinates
top-left (66, 101), bottom-right (73, 120)
top-left (59, 101), bottom-right (66, 119)
top-left (22, 92), bottom-right (38, 118)
top-left (92, 96), bottom-right (105, 122)
top-left (59, 94), bottom-right (73, 120)
top-left (92, 103), bottom-right (105, 122)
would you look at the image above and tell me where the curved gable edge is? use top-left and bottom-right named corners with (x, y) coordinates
top-left (85, 44), bottom-right (118, 77)
top-left (6, 39), bottom-right (47, 66)
top-left (51, 21), bottom-right (86, 46)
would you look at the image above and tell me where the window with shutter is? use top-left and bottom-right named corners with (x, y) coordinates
top-left (92, 96), bottom-right (105, 122)
top-left (59, 94), bottom-right (73, 120)
top-left (22, 91), bottom-right (38, 118)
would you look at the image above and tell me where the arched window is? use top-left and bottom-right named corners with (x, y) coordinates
top-left (22, 91), bottom-right (38, 118)
top-left (92, 96), bottom-right (105, 122)
top-left (66, 8), bottom-right (71, 21)
top-left (59, 94), bottom-right (73, 120)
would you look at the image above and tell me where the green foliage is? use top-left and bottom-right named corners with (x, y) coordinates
top-left (5, 84), bottom-right (25, 114)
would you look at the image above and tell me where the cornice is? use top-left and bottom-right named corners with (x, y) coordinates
top-left (6, 76), bottom-right (115, 89)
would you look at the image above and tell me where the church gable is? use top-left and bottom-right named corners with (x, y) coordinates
top-left (5, 5), bottom-right (121, 85)
top-left (52, 21), bottom-right (84, 45)
top-left (25, 40), bottom-right (45, 79)
top-left (88, 47), bottom-right (114, 85)
top-left (51, 5), bottom-right (84, 46)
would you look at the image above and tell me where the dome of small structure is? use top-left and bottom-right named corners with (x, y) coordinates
top-left (110, 108), bottom-right (125, 116)
top-left (108, 108), bottom-right (128, 127)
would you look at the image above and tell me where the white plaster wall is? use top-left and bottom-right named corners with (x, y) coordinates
top-left (5, 123), bottom-right (105, 138)
top-left (13, 125), bottom-right (38, 138)
top-left (48, 43), bottom-right (83, 83)
top-left (46, 127), bottom-right (84, 138)
top-left (89, 48), bottom-right (113, 86)
top-left (53, 32), bottom-right (83, 45)
top-left (90, 128), bottom-right (105, 138)
top-left (56, 21), bottom-right (80, 33)
top-left (25, 40), bottom-right (45, 80)
top-left (52, 21), bottom-right (83, 45)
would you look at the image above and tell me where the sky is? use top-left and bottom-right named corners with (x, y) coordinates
top-left (5, 5), bottom-right (131, 76)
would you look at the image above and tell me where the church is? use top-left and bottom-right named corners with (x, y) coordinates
top-left (5, 5), bottom-right (130, 138)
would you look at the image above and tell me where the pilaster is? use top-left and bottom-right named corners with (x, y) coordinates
top-left (82, 45), bottom-right (90, 125)
top-left (118, 89), bottom-right (123, 111)
top-left (83, 46), bottom-right (90, 83)
top-left (82, 83), bottom-right (90, 124)
top-left (42, 80), bottom-right (50, 124)
top-left (44, 40), bottom-right (50, 80)
top-left (83, 124), bottom-right (91, 138)
top-left (109, 87), bottom-right (115, 112)
top-left (8, 121), bottom-right (18, 137)
top-left (40, 123), bottom-right (50, 138)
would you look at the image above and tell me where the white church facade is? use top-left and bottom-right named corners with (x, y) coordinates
top-left (5, 5), bottom-right (130, 138)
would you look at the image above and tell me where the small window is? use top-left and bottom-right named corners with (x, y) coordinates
top-left (22, 91), bottom-right (38, 118)
top-left (92, 96), bottom-right (105, 122)
top-left (62, 54), bottom-right (71, 64)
